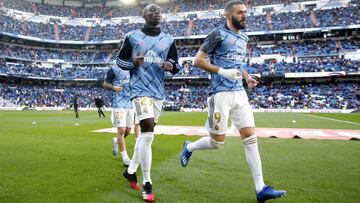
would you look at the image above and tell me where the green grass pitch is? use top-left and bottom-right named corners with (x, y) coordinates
top-left (0, 111), bottom-right (359, 203)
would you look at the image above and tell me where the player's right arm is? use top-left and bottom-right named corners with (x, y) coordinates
top-left (117, 36), bottom-right (143, 70)
top-left (194, 29), bottom-right (241, 80)
top-left (242, 69), bottom-right (258, 89)
top-left (103, 68), bottom-right (122, 92)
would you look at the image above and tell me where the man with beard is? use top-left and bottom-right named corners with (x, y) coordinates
top-left (117, 3), bottom-right (179, 202)
top-left (179, 1), bottom-right (286, 202)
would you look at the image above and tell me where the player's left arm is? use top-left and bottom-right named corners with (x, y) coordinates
top-left (242, 70), bottom-right (258, 89)
top-left (163, 42), bottom-right (180, 74)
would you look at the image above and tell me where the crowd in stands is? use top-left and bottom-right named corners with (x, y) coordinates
top-left (0, 0), bottom-right (140, 18)
top-left (247, 82), bottom-right (359, 109)
top-left (0, 44), bottom-right (203, 63)
top-left (245, 6), bottom-right (359, 32)
top-left (165, 82), bottom-right (360, 110)
top-left (165, 85), bottom-right (208, 109)
top-left (0, 57), bottom-right (358, 80)
top-left (245, 58), bottom-right (360, 75)
top-left (1, 6), bottom-right (359, 41)
top-left (1, 38), bottom-right (358, 65)
top-left (0, 44), bottom-right (114, 63)
top-left (177, 57), bottom-right (360, 77)
top-left (0, 84), bottom-right (111, 108)
top-left (250, 0), bottom-right (314, 6)
top-left (177, 47), bottom-right (198, 57)
top-left (1, 0), bottom-right (315, 18)
top-left (0, 61), bottom-right (208, 80)
top-left (0, 64), bottom-right (107, 80)
top-left (1, 82), bottom-right (358, 110)
top-left (250, 39), bottom-right (360, 57)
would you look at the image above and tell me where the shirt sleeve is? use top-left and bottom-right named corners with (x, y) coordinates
top-left (199, 28), bottom-right (222, 54)
top-left (167, 42), bottom-right (180, 74)
top-left (104, 68), bottom-right (115, 83)
top-left (117, 36), bottom-right (136, 70)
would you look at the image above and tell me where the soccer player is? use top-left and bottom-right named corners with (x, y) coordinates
top-left (103, 64), bottom-right (139, 167)
top-left (94, 97), bottom-right (106, 118)
top-left (179, 1), bottom-right (286, 202)
top-left (117, 4), bottom-right (179, 202)
top-left (73, 95), bottom-right (79, 118)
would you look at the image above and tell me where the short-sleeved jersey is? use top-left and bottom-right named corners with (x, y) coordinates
top-left (200, 26), bottom-right (248, 95)
top-left (118, 30), bottom-right (175, 100)
top-left (105, 65), bottom-right (132, 109)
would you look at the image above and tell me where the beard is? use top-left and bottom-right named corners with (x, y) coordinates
top-left (231, 15), bottom-right (246, 30)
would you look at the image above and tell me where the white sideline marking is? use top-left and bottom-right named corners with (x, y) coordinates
top-left (299, 114), bottom-right (360, 126)
top-left (92, 125), bottom-right (360, 140)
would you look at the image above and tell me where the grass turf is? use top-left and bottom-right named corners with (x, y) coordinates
top-left (160, 112), bottom-right (360, 130)
top-left (0, 111), bottom-right (359, 203)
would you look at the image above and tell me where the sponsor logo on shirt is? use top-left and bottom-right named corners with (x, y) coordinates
top-left (144, 50), bottom-right (164, 64)
top-left (226, 49), bottom-right (245, 61)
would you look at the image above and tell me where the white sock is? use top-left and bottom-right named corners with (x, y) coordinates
top-left (139, 132), bottom-right (154, 184)
top-left (121, 151), bottom-right (130, 161)
top-left (127, 137), bottom-right (141, 174)
top-left (187, 137), bottom-right (223, 152)
top-left (243, 135), bottom-right (265, 193)
top-left (187, 137), bottom-right (211, 152)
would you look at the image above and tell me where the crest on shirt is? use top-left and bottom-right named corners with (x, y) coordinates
top-left (159, 41), bottom-right (165, 49)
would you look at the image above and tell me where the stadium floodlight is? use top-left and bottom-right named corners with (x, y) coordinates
top-left (120, 0), bottom-right (137, 6)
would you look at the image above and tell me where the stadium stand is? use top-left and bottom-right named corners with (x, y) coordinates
top-left (0, 64), bottom-right (107, 79)
top-left (0, 0), bottom-right (359, 111)
top-left (1, 6), bottom-right (359, 40)
top-left (0, 82), bottom-right (111, 108)
top-left (0, 43), bottom-right (115, 63)
top-left (250, 39), bottom-right (360, 57)
top-left (1, 0), bottom-right (316, 18)
top-left (1, 80), bottom-right (358, 110)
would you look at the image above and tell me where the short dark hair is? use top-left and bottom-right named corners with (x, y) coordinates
top-left (225, 0), bottom-right (245, 13)
top-left (142, 3), bottom-right (159, 18)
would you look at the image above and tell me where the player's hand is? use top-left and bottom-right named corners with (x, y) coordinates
top-left (162, 61), bottom-right (173, 71)
top-left (217, 68), bottom-right (242, 80)
top-left (246, 77), bottom-right (258, 89)
top-left (112, 86), bottom-right (123, 92)
top-left (133, 55), bottom-right (144, 66)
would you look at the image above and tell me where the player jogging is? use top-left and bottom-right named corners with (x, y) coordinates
top-left (179, 1), bottom-right (286, 202)
top-left (103, 64), bottom-right (139, 167)
top-left (117, 4), bottom-right (179, 202)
